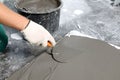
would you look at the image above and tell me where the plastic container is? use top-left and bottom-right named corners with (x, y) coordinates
top-left (0, 24), bottom-right (8, 52)
top-left (15, 0), bottom-right (62, 34)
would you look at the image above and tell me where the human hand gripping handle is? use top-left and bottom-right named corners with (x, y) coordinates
top-left (21, 20), bottom-right (56, 47)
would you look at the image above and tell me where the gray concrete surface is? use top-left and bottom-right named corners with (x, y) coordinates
top-left (7, 36), bottom-right (120, 80)
top-left (0, 0), bottom-right (120, 79)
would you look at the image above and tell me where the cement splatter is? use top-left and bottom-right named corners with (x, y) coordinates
top-left (10, 33), bottom-right (22, 40)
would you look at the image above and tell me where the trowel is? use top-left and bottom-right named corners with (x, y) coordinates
top-left (46, 36), bottom-right (83, 63)
top-left (30, 41), bottom-right (64, 63)
top-left (32, 36), bottom-right (82, 63)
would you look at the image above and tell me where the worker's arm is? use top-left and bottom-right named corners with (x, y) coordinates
top-left (0, 2), bottom-right (29, 30)
top-left (0, 2), bottom-right (56, 47)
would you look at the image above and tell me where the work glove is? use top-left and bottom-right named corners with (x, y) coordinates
top-left (21, 20), bottom-right (56, 47)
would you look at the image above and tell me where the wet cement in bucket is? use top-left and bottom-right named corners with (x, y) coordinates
top-left (16, 0), bottom-right (61, 13)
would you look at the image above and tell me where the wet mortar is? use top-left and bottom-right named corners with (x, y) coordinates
top-left (17, 0), bottom-right (60, 13)
top-left (1, 0), bottom-right (120, 79)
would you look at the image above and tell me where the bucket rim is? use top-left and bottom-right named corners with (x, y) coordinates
top-left (14, 0), bottom-right (63, 14)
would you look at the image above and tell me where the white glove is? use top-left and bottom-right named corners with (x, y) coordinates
top-left (21, 20), bottom-right (56, 47)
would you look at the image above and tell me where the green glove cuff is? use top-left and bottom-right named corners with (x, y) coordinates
top-left (0, 24), bottom-right (8, 52)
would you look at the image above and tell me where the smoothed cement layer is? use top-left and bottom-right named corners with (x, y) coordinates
top-left (7, 36), bottom-right (120, 80)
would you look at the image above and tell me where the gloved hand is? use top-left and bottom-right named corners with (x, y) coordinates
top-left (21, 20), bottom-right (56, 47)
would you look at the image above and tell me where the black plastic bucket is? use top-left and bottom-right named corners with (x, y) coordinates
top-left (15, 0), bottom-right (62, 34)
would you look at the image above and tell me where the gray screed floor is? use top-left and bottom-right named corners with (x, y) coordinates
top-left (1, 0), bottom-right (120, 79)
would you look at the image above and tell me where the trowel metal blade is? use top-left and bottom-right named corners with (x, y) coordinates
top-left (30, 38), bottom-right (79, 63)
top-left (30, 44), bottom-right (65, 63)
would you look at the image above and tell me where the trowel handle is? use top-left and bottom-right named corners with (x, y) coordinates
top-left (47, 41), bottom-right (53, 47)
